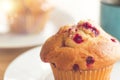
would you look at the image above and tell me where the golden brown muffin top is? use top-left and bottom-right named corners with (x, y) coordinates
top-left (40, 20), bottom-right (120, 71)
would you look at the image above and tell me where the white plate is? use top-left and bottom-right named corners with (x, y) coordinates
top-left (4, 46), bottom-right (54, 80)
top-left (4, 46), bottom-right (120, 80)
top-left (0, 8), bottom-right (74, 48)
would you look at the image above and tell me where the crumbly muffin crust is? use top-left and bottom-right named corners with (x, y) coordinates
top-left (40, 20), bottom-right (120, 71)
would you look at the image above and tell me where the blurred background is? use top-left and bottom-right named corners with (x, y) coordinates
top-left (50, 0), bottom-right (100, 22)
top-left (0, 0), bottom-right (120, 80)
top-left (0, 0), bottom-right (120, 39)
top-left (0, 0), bottom-right (100, 34)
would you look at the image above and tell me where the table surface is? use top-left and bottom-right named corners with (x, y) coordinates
top-left (0, 47), bottom-right (36, 80)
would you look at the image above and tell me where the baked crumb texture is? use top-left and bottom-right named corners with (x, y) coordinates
top-left (40, 20), bottom-right (120, 71)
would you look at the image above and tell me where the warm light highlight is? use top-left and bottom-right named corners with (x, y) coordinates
top-left (0, 0), bottom-right (14, 13)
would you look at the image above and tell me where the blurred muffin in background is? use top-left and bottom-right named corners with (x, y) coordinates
top-left (7, 0), bottom-right (53, 34)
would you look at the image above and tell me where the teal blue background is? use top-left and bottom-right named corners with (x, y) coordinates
top-left (100, 3), bottom-right (120, 40)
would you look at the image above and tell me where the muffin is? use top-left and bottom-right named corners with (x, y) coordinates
top-left (40, 20), bottom-right (120, 80)
top-left (7, 0), bottom-right (53, 34)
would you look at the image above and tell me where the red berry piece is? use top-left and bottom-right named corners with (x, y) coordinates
top-left (91, 27), bottom-right (99, 36)
top-left (78, 22), bottom-right (100, 37)
top-left (73, 64), bottom-right (79, 71)
top-left (111, 38), bottom-right (116, 42)
top-left (73, 34), bottom-right (83, 44)
top-left (86, 56), bottom-right (95, 67)
top-left (82, 22), bottom-right (92, 29)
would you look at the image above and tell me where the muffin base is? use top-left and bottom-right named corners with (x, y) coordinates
top-left (51, 64), bottom-right (113, 80)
